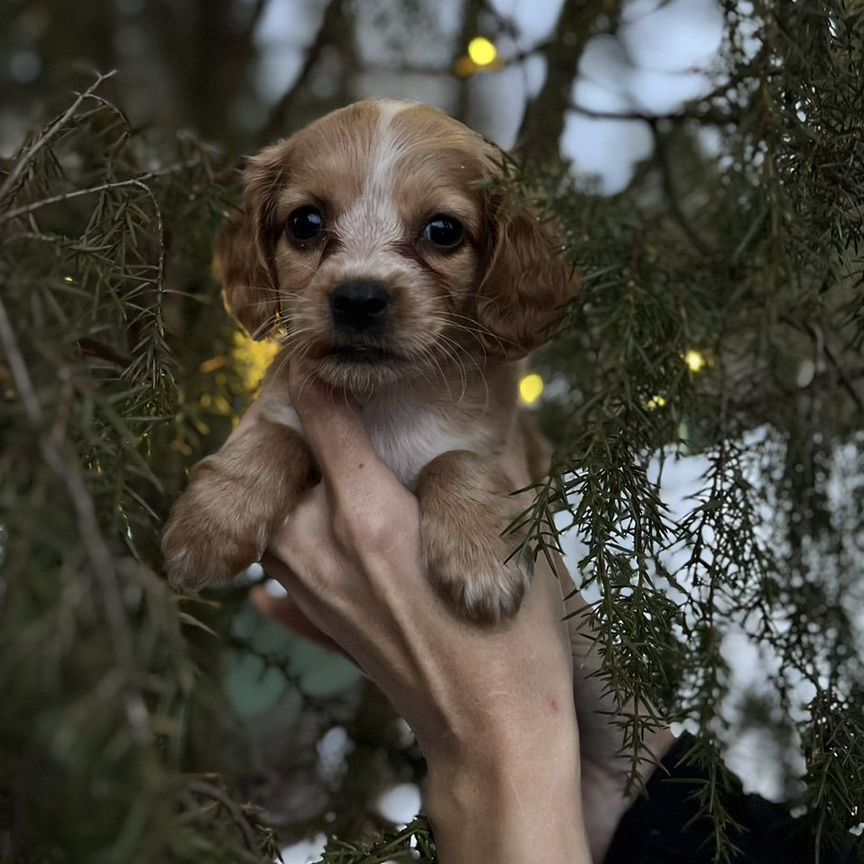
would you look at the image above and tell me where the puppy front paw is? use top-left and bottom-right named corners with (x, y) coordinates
top-left (425, 532), bottom-right (529, 625)
top-left (162, 462), bottom-right (265, 591)
top-left (417, 450), bottom-right (531, 625)
top-left (162, 514), bottom-right (262, 592)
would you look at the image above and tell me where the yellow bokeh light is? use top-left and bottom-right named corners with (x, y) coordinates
top-left (645, 395), bottom-right (667, 410)
top-left (519, 373), bottom-right (545, 406)
top-left (232, 331), bottom-right (279, 391)
top-left (199, 354), bottom-right (227, 374)
top-left (684, 349), bottom-right (706, 373)
top-left (468, 37), bottom-right (498, 67)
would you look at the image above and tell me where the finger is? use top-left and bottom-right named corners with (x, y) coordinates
top-left (260, 551), bottom-right (373, 677)
top-left (260, 548), bottom-right (348, 642)
top-left (288, 363), bottom-right (399, 498)
top-left (268, 481), bottom-right (333, 574)
top-left (250, 585), bottom-right (346, 655)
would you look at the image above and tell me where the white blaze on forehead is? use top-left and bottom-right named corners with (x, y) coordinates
top-left (337, 100), bottom-right (412, 261)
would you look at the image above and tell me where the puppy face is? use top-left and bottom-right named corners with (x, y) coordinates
top-left (217, 99), bottom-right (578, 391)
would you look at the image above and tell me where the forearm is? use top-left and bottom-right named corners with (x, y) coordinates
top-left (425, 722), bottom-right (592, 864)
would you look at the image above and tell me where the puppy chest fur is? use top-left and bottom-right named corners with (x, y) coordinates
top-left (260, 385), bottom-right (505, 489)
top-left (363, 393), bottom-right (499, 489)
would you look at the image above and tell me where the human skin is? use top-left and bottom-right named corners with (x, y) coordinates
top-left (255, 366), bottom-right (673, 862)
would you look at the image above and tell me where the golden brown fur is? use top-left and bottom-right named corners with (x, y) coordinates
top-left (163, 99), bottom-right (578, 623)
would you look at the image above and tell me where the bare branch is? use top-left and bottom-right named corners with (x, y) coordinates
top-left (260, 0), bottom-right (348, 143)
top-left (186, 781), bottom-right (261, 854)
top-left (517, 0), bottom-right (622, 162)
top-left (78, 337), bottom-right (133, 369)
top-left (243, 0), bottom-right (271, 39)
top-left (786, 317), bottom-right (864, 416)
top-left (650, 121), bottom-right (714, 256)
top-left (0, 71), bottom-right (116, 206)
top-left (569, 101), bottom-right (736, 125)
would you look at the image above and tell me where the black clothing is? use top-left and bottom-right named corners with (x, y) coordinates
top-left (605, 735), bottom-right (855, 864)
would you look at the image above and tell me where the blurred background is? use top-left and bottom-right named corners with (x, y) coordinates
top-left (0, 0), bottom-right (728, 184)
top-left (2, 1), bottom-right (863, 862)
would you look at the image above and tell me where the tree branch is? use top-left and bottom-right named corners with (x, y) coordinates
top-left (650, 121), bottom-right (714, 256)
top-left (243, 0), bottom-right (271, 40)
top-left (78, 337), bottom-right (133, 369)
top-left (785, 317), bottom-right (864, 416)
top-left (0, 297), bottom-right (151, 744)
top-left (0, 161), bottom-right (197, 225)
top-left (186, 781), bottom-right (261, 854)
top-left (0, 71), bottom-right (116, 206)
top-left (516, 0), bottom-right (621, 162)
top-left (569, 101), bottom-right (738, 125)
top-left (260, 0), bottom-right (348, 143)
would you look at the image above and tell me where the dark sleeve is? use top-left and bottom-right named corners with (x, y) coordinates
top-left (604, 734), bottom-right (856, 864)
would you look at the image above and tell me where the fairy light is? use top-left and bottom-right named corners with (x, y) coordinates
top-left (645, 395), bottom-right (667, 410)
top-left (519, 373), bottom-right (545, 406)
top-left (467, 37), bottom-right (498, 67)
top-left (684, 349), bottom-right (706, 373)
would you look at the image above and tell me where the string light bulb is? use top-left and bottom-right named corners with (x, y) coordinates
top-left (684, 349), bottom-right (706, 373)
top-left (467, 37), bottom-right (498, 67)
top-left (519, 372), bottom-right (545, 406)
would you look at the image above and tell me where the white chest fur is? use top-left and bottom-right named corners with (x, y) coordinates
top-left (261, 392), bottom-right (488, 488)
top-left (361, 391), bottom-right (486, 487)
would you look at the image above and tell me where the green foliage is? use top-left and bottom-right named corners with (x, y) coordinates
top-left (0, 71), bottom-right (425, 864)
top-left (518, 1), bottom-right (864, 859)
top-left (0, 73), bottom-right (278, 864)
top-left (2, 2), bottom-right (864, 862)
top-left (318, 818), bottom-right (435, 863)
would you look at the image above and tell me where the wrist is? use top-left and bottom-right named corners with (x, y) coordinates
top-left (424, 718), bottom-right (590, 864)
top-left (423, 696), bottom-right (581, 793)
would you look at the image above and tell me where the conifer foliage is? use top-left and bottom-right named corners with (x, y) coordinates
top-left (0, 75), bottom-right (282, 863)
top-left (1, 1), bottom-right (863, 862)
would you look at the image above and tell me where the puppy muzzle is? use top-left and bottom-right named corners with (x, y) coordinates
top-left (330, 280), bottom-right (392, 334)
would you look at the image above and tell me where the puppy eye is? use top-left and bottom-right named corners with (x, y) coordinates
top-left (287, 206), bottom-right (325, 245)
top-left (422, 215), bottom-right (464, 250)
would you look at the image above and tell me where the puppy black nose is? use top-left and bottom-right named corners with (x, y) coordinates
top-left (330, 281), bottom-right (392, 332)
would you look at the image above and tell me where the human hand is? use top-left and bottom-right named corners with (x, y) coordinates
top-left (255, 366), bottom-right (592, 864)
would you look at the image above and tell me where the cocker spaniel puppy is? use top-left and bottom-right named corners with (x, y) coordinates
top-left (163, 99), bottom-right (578, 623)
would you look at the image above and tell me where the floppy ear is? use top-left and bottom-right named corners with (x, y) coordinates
top-left (476, 195), bottom-right (580, 360)
top-left (214, 142), bottom-right (289, 340)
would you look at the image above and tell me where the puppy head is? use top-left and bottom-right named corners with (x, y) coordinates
top-left (217, 99), bottom-right (578, 391)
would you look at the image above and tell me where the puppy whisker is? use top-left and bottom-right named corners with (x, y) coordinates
top-left (434, 336), bottom-right (469, 403)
